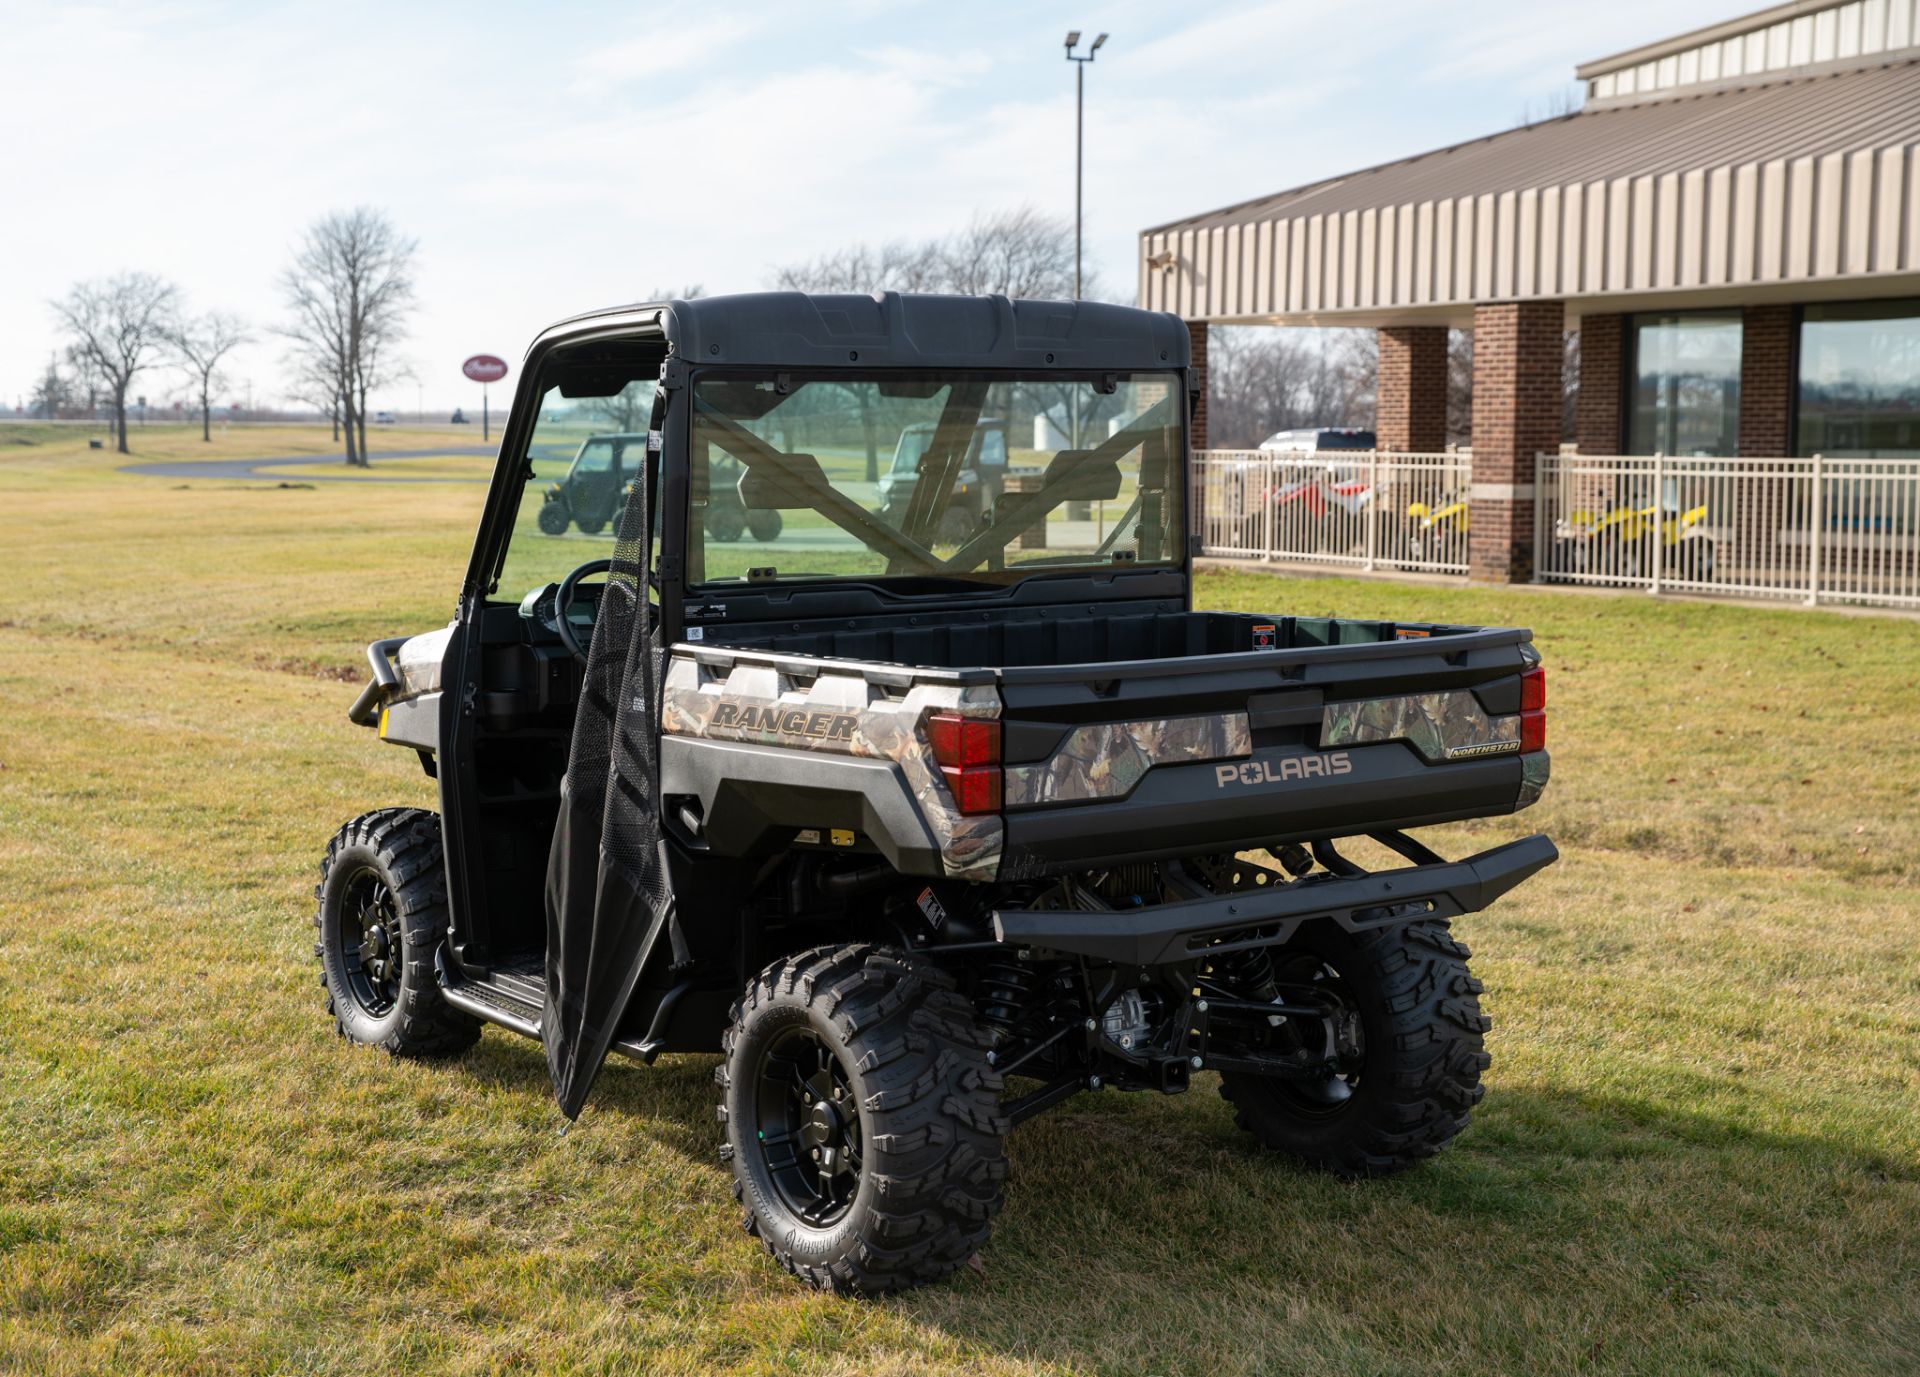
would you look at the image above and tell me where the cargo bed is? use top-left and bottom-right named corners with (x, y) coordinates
top-left (666, 604), bottom-right (1548, 880)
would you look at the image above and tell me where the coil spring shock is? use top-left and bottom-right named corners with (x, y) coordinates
top-left (976, 959), bottom-right (1040, 1043)
top-left (1209, 944), bottom-right (1277, 997)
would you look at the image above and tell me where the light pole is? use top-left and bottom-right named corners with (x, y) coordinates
top-left (1063, 30), bottom-right (1108, 302)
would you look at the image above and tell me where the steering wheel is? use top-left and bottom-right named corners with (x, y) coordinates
top-left (554, 558), bottom-right (612, 661)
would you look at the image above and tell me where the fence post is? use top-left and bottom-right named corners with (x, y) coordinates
top-left (1807, 452), bottom-right (1823, 607)
top-left (1649, 451), bottom-right (1664, 597)
top-left (1364, 449), bottom-right (1378, 572)
top-left (1262, 455), bottom-right (1275, 563)
top-left (1533, 452), bottom-right (1546, 584)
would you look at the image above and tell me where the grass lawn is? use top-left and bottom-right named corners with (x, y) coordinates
top-left (1, 425), bottom-right (1916, 1375)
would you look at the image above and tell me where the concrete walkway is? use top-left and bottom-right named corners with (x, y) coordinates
top-left (123, 446), bottom-right (497, 483)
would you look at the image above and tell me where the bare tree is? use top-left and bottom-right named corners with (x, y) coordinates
top-left (772, 206), bottom-right (1083, 299)
top-left (281, 208), bottom-right (417, 467)
top-left (30, 355), bottom-right (68, 421)
top-left (1447, 330), bottom-right (1474, 446)
top-left (1515, 83), bottom-right (1583, 128)
top-left (941, 207), bottom-right (1084, 299)
top-left (50, 272), bottom-right (180, 453)
top-left (1561, 328), bottom-right (1581, 443)
top-left (773, 243), bottom-right (943, 295)
top-left (286, 356), bottom-right (345, 440)
top-left (168, 311), bottom-right (249, 442)
top-left (353, 325), bottom-right (411, 460)
top-left (1207, 327), bottom-right (1380, 448)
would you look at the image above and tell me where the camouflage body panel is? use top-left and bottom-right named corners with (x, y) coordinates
top-left (1517, 751), bottom-right (1551, 809)
top-left (1321, 690), bottom-right (1519, 763)
top-left (1004, 714), bottom-right (1251, 807)
top-left (660, 654), bottom-right (1002, 880)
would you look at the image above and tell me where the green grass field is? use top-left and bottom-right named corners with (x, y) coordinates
top-left (2, 425), bottom-right (1916, 1375)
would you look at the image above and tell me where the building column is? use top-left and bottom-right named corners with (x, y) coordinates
top-left (1576, 313), bottom-right (1624, 454)
top-left (1469, 300), bottom-right (1564, 583)
top-left (1186, 319), bottom-right (1209, 451)
top-left (1376, 326), bottom-right (1448, 452)
top-left (1739, 304), bottom-right (1794, 457)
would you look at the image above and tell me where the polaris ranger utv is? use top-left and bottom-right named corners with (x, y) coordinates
top-left (322, 292), bottom-right (1556, 1296)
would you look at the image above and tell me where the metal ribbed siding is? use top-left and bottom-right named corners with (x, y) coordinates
top-left (1140, 58), bottom-right (1920, 321)
top-left (1584, 0), bottom-right (1920, 101)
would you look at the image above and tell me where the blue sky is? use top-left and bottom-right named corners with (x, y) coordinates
top-left (1, 0), bottom-right (1746, 414)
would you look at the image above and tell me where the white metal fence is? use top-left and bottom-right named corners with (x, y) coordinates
top-left (1535, 452), bottom-right (1920, 609)
top-left (1191, 450), bottom-right (1473, 575)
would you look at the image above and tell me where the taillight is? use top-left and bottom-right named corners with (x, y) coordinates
top-left (1520, 667), bottom-right (1547, 752)
top-left (927, 712), bottom-right (1002, 815)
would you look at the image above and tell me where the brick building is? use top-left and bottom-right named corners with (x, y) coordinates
top-left (1141, 0), bottom-right (1920, 584)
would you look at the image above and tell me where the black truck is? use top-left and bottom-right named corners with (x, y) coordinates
top-left (324, 292), bottom-right (1555, 1296)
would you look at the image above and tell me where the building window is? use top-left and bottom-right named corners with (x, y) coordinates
top-left (1797, 299), bottom-right (1920, 457)
top-left (1628, 312), bottom-right (1742, 456)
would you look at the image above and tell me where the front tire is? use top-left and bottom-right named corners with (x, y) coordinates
top-left (938, 507), bottom-right (974, 546)
top-left (1219, 918), bottom-right (1489, 1177)
top-left (314, 809), bottom-right (479, 1057)
top-left (717, 944), bottom-right (1007, 1295)
top-left (707, 505), bottom-right (746, 543)
top-left (537, 501), bottom-right (570, 535)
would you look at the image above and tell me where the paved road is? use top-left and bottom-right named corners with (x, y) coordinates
top-left (123, 446), bottom-right (497, 483)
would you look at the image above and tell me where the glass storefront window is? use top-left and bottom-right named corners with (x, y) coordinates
top-left (1629, 312), bottom-right (1742, 456)
top-left (1797, 299), bottom-right (1920, 457)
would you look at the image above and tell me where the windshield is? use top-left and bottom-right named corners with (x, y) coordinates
top-left (891, 428), bottom-right (932, 476)
top-left (689, 371), bottom-right (1182, 585)
top-left (574, 438), bottom-right (618, 474)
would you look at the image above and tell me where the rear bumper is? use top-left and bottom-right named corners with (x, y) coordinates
top-left (990, 832), bottom-right (1558, 966)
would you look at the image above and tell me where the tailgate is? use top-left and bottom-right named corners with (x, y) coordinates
top-left (994, 624), bottom-right (1547, 877)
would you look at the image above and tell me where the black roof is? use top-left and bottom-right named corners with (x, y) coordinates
top-left (655, 291), bottom-right (1190, 373)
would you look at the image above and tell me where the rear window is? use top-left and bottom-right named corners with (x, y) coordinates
top-left (688, 370), bottom-right (1183, 586)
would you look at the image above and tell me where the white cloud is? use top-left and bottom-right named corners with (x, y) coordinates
top-left (0, 0), bottom-right (1754, 412)
top-left (570, 14), bottom-right (759, 88)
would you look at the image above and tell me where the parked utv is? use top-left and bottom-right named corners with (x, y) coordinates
top-left (324, 292), bottom-right (1556, 1296)
top-left (539, 431), bottom-right (782, 541)
top-left (876, 416), bottom-right (1010, 543)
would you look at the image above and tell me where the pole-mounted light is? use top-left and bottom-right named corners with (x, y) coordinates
top-left (1063, 29), bottom-right (1110, 301)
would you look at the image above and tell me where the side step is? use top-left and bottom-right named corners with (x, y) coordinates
top-left (438, 956), bottom-right (545, 1039)
top-left (436, 953), bottom-right (656, 1062)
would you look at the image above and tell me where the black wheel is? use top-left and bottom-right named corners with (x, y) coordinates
top-left (575, 515), bottom-right (606, 536)
top-left (314, 809), bottom-right (479, 1057)
top-left (938, 507), bottom-right (974, 546)
top-left (717, 944), bottom-right (1007, 1295)
top-left (707, 505), bottom-right (746, 543)
top-left (746, 508), bottom-right (784, 542)
top-left (537, 501), bottom-right (570, 535)
top-left (1680, 538), bottom-right (1715, 583)
top-left (1218, 919), bottom-right (1489, 1177)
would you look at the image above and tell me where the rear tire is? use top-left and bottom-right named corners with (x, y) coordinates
top-left (575, 515), bottom-right (606, 536)
top-left (717, 944), bottom-right (1007, 1295)
top-left (1219, 918), bottom-right (1489, 1177)
top-left (314, 809), bottom-right (479, 1058)
top-left (746, 509), bottom-right (784, 542)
